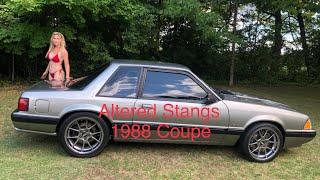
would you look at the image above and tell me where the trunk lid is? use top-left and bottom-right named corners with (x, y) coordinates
top-left (25, 80), bottom-right (69, 92)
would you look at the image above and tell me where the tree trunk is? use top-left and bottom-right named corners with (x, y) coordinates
top-left (270, 10), bottom-right (282, 80)
top-left (253, 11), bottom-right (260, 50)
top-left (229, 2), bottom-right (238, 87)
top-left (153, 0), bottom-right (163, 61)
top-left (11, 54), bottom-right (15, 82)
top-left (297, 11), bottom-right (314, 80)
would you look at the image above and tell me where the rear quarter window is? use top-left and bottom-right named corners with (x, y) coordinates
top-left (97, 66), bottom-right (141, 98)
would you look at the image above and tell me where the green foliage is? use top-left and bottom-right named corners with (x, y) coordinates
top-left (0, 0), bottom-right (155, 76)
top-left (0, 0), bottom-right (319, 84)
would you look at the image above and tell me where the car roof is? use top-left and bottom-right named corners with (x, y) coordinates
top-left (110, 59), bottom-right (190, 71)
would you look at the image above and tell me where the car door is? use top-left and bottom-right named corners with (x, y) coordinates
top-left (94, 66), bottom-right (142, 140)
top-left (132, 68), bottom-right (230, 144)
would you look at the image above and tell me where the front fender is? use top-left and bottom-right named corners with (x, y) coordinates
top-left (244, 115), bottom-right (285, 129)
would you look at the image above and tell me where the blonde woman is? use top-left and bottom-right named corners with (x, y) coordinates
top-left (41, 32), bottom-right (70, 85)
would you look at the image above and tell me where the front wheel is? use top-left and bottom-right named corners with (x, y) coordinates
top-left (239, 123), bottom-right (283, 162)
top-left (58, 112), bottom-right (110, 157)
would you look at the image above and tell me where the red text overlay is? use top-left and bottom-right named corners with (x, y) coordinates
top-left (112, 124), bottom-right (211, 142)
top-left (99, 103), bottom-right (220, 124)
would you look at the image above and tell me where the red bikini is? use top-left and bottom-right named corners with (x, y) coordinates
top-left (46, 52), bottom-right (63, 79)
top-left (46, 51), bottom-right (61, 63)
top-left (49, 53), bottom-right (60, 63)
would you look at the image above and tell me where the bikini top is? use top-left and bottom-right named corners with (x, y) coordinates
top-left (46, 51), bottom-right (60, 63)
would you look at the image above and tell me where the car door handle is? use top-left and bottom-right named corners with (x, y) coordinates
top-left (141, 104), bottom-right (153, 109)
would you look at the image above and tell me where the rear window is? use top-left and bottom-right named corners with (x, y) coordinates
top-left (67, 62), bottom-right (110, 90)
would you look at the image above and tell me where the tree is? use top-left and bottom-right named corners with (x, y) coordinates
top-left (229, 0), bottom-right (238, 86)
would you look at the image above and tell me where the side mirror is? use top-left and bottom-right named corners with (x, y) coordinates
top-left (203, 94), bottom-right (215, 105)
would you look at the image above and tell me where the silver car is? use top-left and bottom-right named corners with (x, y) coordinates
top-left (11, 60), bottom-right (316, 162)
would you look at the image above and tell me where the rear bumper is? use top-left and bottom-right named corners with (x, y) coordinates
top-left (11, 109), bottom-right (58, 135)
top-left (284, 130), bottom-right (316, 148)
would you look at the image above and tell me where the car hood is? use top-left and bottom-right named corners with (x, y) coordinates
top-left (25, 80), bottom-right (70, 92)
top-left (212, 88), bottom-right (296, 112)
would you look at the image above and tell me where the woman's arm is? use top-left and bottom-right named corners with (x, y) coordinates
top-left (41, 49), bottom-right (50, 79)
top-left (45, 49), bottom-right (50, 58)
top-left (63, 50), bottom-right (70, 80)
top-left (41, 63), bottom-right (49, 79)
top-left (45, 63), bottom-right (49, 73)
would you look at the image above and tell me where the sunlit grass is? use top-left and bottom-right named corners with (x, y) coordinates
top-left (0, 84), bottom-right (319, 179)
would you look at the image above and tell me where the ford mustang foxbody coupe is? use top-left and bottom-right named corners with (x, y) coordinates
top-left (11, 60), bottom-right (316, 162)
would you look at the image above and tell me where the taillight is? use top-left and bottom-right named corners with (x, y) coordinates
top-left (18, 97), bottom-right (29, 111)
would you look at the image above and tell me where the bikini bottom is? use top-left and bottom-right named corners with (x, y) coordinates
top-left (49, 69), bottom-right (64, 80)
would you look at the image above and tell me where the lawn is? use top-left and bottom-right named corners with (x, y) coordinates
top-left (0, 84), bottom-right (319, 179)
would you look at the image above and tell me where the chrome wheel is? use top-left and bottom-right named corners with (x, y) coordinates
top-left (64, 117), bottom-right (104, 155)
top-left (248, 127), bottom-right (280, 161)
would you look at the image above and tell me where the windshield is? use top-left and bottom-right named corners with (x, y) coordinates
top-left (67, 62), bottom-right (110, 90)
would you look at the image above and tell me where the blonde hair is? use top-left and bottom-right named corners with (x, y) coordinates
top-left (47, 32), bottom-right (66, 55)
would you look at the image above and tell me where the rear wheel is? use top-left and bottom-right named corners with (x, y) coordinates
top-left (240, 123), bottom-right (283, 162)
top-left (58, 112), bottom-right (110, 157)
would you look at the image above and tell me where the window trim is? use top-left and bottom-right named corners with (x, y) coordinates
top-left (95, 65), bottom-right (143, 99)
top-left (137, 67), bottom-right (217, 103)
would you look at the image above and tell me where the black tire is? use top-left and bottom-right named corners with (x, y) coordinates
top-left (239, 123), bottom-right (283, 162)
top-left (58, 112), bottom-right (110, 157)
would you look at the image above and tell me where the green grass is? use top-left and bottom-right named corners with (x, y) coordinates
top-left (0, 84), bottom-right (319, 179)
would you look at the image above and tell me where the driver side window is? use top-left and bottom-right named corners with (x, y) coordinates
top-left (142, 70), bottom-right (207, 100)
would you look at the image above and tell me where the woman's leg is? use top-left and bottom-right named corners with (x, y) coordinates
top-left (49, 72), bottom-right (54, 80)
top-left (54, 69), bottom-right (65, 82)
top-left (49, 69), bottom-right (64, 87)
